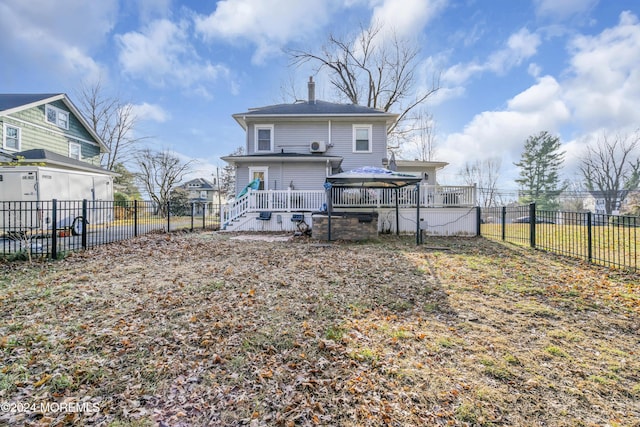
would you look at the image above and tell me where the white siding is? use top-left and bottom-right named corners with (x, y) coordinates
top-left (236, 162), bottom-right (327, 193)
top-left (282, 163), bottom-right (327, 190)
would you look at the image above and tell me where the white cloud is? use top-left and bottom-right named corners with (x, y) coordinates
top-left (194, 0), bottom-right (337, 63)
top-left (563, 11), bottom-right (640, 131)
top-left (0, 0), bottom-right (117, 84)
top-left (116, 19), bottom-right (229, 96)
top-left (443, 28), bottom-right (541, 86)
top-left (533, 0), bottom-right (598, 21)
top-left (130, 102), bottom-right (170, 123)
top-left (368, 0), bottom-right (447, 40)
top-left (436, 75), bottom-right (570, 184)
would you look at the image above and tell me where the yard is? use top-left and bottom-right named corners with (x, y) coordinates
top-left (1, 232), bottom-right (639, 426)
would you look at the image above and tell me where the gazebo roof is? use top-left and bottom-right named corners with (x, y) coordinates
top-left (326, 167), bottom-right (422, 188)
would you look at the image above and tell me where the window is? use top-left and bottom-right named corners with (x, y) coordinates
top-left (3, 124), bottom-right (20, 151)
top-left (353, 125), bottom-right (372, 152)
top-left (45, 105), bottom-right (69, 130)
top-left (69, 142), bottom-right (81, 160)
top-left (200, 191), bottom-right (207, 199)
top-left (254, 125), bottom-right (274, 152)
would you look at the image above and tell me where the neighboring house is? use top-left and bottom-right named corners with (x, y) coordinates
top-left (177, 178), bottom-right (221, 215)
top-left (583, 190), bottom-right (629, 215)
top-left (0, 93), bottom-right (114, 203)
top-left (222, 77), bottom-right (397, 193)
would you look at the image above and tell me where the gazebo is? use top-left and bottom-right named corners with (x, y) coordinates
top-left (322, 167), bottom-right (423, 244)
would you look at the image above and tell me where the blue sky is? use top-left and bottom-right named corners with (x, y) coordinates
top-left (1, 0), bottom-right (639, 192)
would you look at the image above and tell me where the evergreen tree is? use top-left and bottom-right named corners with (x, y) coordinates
top-left (514, 131), bottom-right (565, 210)
top-left (112, 162), bottom-right (142, 200)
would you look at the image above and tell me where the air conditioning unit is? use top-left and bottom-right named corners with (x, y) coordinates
top-left (310, 141), bottom-right (327, 153)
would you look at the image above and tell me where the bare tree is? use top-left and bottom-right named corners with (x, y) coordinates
top-left (288, 22), bottom-right (440, 138)
top-left (405, 111), bottom-right (437, 161)
top-left (579, 131), bottom-right (640, 215)
top-left (76, 79), bottom-right (146, 170)
top-left (559, 180), bottom-right (587, 212)
top-left (135, 149), bottom-right (195, 217)
top-left (459, 158), bottom-right (502, 207)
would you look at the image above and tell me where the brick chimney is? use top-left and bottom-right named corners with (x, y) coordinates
top-left (308, 76), bottom-right (315, 104)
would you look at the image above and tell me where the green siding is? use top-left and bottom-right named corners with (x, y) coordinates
top-left (1, 101), bottom-right (102, 166)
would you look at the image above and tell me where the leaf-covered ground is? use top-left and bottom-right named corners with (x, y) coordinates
top-left (1, 232), bottom-right (639, 426)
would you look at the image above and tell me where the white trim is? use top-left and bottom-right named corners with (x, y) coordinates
top-left (69, 141), bottom-right (82, 160)
top-left (249, 166), bottom-right (269, 190)
top-left (254, 124), bottom-right (274, 153)
top-left (45, 104), bottom-right (70, 130)
top-left (352, 124), bottom-right (372, 153)
top-left (2, 123), bottom-right (21, 151)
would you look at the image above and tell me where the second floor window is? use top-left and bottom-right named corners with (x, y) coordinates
top-left (255, 125), bottom-right (274, 152)
top-left (45, 105), bottom-right (69, 130)
top-left (353, 125), bottom-right (372, 153)
top-left (69, 142), bottom-right (81, 160)
top-left (3, 124), bottom-right (20, 151)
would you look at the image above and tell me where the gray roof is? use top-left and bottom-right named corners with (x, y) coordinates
top-left (12, 149), bottom-right (114, 175)
top-left (181, 178), bottom-right (217, 190)
top-left (233, 100), bottom-right (397, 129)
top-left (241, 100), bottom-right (391, 116)
top-left (0, 94), bottom-right (62, 112)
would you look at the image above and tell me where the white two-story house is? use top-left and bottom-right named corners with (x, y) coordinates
top-left (223, 77), bottom-right (396, 193)
top-left (221, 78), bottom-right (476, 234)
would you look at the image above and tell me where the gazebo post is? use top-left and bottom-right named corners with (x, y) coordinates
top-left (395, 188), bottom-right (400, 235)
top-left (416, 182), bottom-right (421, 245)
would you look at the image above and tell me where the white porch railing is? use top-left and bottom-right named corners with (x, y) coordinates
top-left (222, 189), bottom-right (325, 225)
top-left (332, 185), bottom-right (476, 208)
top-left (222, 185), bottom-right (476, 225)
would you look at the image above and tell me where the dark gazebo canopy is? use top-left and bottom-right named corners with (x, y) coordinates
top-left (326, 166), bottom-right (422, 188)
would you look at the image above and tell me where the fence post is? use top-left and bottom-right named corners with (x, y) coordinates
top-left (529, 203), bottom-right (536, 248)
top-left (476, 206), bottom-right (481, 236)
top-left (167, 202), bottom-right (171, 232)
top-left (202, 203), bottom-right (206, 229)
top-left (81, 199), bottom-right (88, 249)
top-left (134, 200), bottom-right (138, 237)
top-left (586, 211), bottom-right (592, 264)
top-left (51, 199), bottom-right (57, 260)
top-left (501, 206), bottom-right (506, 241)
top-left (190, 202), bottom-right (195, 232)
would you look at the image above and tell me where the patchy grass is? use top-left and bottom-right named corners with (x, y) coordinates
top-left (0, 233), bottom-right (638, 426)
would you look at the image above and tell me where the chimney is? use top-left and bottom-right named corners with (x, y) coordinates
top-left (308, 76), bottom-right (315, 104)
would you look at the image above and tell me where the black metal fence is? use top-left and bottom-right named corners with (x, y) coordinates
top-left (0, 199), bottom-right (221, 259)
top-left (480, 203), bottom-right (638, 271)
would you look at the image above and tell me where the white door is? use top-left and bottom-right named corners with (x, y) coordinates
top-left (249, 167), bottom-right (268, 190)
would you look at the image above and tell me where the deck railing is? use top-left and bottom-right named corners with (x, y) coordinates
top-left (332, 185), bottom-right (476, 208)
top-left (222, 185), bottom-right (476, 224)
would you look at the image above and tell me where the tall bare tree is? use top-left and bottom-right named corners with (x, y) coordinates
top-left (459, 158), bottom-right (502, 207)
top-left (76, 79), bottom-right (145, 170)
top-left (288, 22), bottom-right (439, 138)
top-left (406, 111), bottom-right (437, 161)
top-left (579, 131), bottom-right (640, 215)
top-left (135, 149), bottom-right (194, 217)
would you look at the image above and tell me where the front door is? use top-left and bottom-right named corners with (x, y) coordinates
top-left (249, 167), bottom-right (268, 190)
